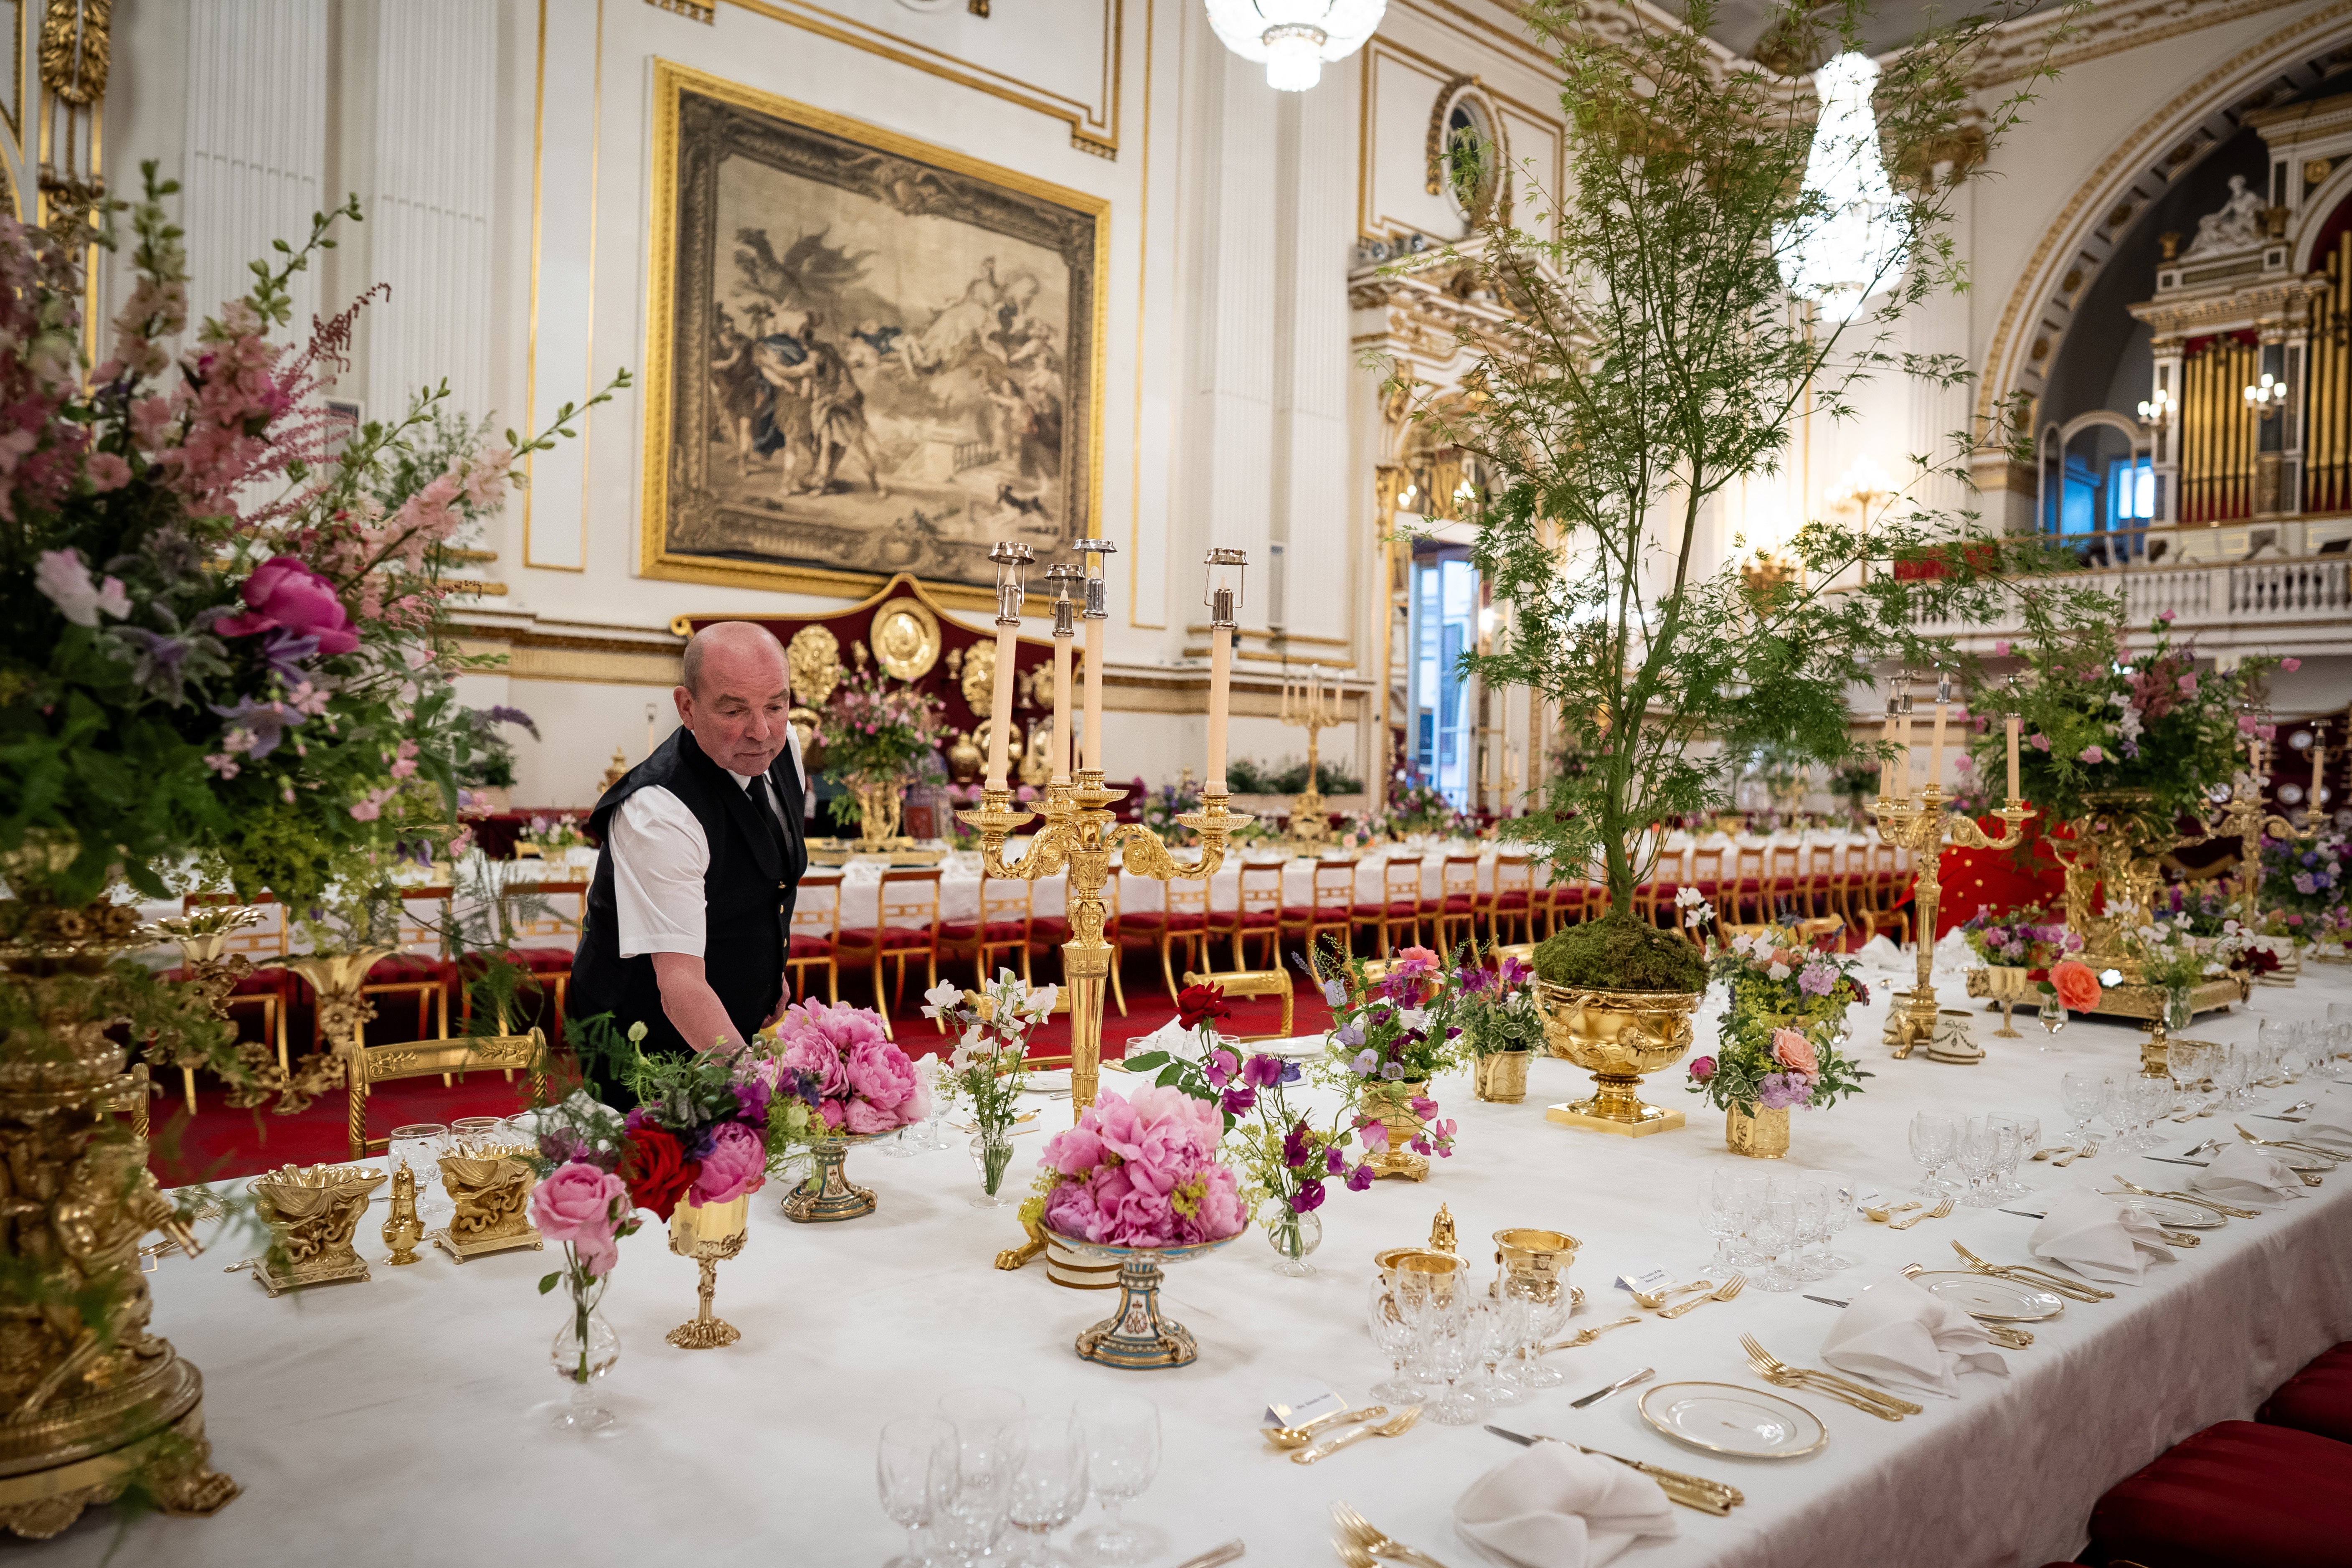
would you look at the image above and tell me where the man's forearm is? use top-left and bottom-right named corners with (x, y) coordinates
top-left (649, 953), bottom-right (744, 1053)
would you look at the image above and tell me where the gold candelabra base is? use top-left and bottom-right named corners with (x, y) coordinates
top-left (1869, 789), bottom-right (2032, 1061)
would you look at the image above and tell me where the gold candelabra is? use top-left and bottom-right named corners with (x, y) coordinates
top-left (2216, 733), bottom-right (2327, 925)
top-left (1870, 683), bottom-right (2034, 1059)
top-left (959, 542), bottom-right (1255, 1120)
top-left (1279, 665), bottom-right (1344, 849)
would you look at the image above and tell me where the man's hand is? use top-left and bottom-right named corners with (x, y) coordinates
top-left (649, 953), bottom-right (745, 1054)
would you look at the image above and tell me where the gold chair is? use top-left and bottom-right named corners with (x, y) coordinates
top-left (1281, 862), bottom-right (1359, 967)
top-left (835, 867), bottom-right (945, 1037)
top-left (1425, 855), bottom-right (1482, 953)
top-left (1232, 859), bottom-right (1289, 970)
top-left (462, 876), bottom-right (584, 1035)
top-left (1634, 845), bottom-right (1687, 928)
top-left (787, 870), bottom-right (844, 1004)
top-left (176, 891), bottom-right (291, 1114)
top-left (1183, 967), bottom-right (1294, 1043)
top-left (1481, 855), bottom-right (1538, 949)
top-left (941, 873), bottom-right (1036, 986)
top-left (1120, 875), bottom-right (1217, 1005)
top-left (1728, 846), bottom-right (1769, 927)
top-left (1766, 845), bottom-right (1804, 923)
top-left (1352, 855), bottom-right (1424, 957)
top-left (347, 1027), bottom-right (548, 1160)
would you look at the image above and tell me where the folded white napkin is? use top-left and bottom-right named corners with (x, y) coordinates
top-left (2028, 1186), bottom-right (2177, 1284)
top-left (2291, 1113), bottom-right (2352, 1152)
top-left (1123, 1017), bottom-right (1196, 1063)
top-left (2191, 1143), bottom-right (2309, 1205)
top-left (1454, 1444), bottom-right (1677, 1568)
top-left (1819, 1271), bottom-right (2007, 1400)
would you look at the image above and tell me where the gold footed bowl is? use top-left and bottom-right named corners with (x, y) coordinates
top-left (1047, 1226), bottom-right (1247, 1370)
top-left (1535, 981), bottom-right (1702, 1137)
top-left (667, 1194), bottom-right (751, 1348)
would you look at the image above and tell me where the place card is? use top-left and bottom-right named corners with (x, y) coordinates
top-left (1614, 1265), bottom-right (1673, 1295)
top-left (1261, 1380), bottom-right (1347, 1431)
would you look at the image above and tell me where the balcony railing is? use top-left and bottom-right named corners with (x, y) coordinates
top-left (1908, 553), bottom-right (2352, 653)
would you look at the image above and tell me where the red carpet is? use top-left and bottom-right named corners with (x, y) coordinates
top-left (149, 956), bottom-right (1335, 1187)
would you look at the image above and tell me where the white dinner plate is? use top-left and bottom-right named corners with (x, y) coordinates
top-left (1908, 1271), bottom-right (2066, 1322)
top-left (2116, 1196), bottom-right (2224, 1230)
top-left (1637, 1383), bottom-right (1828, 1460)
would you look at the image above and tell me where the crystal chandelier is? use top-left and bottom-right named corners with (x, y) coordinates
top-left (1775, 52), bottom-right (1908, 321)
top-left (1203, 0), bottom-right (1385, 92)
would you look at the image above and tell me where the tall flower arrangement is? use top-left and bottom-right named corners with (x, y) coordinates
top-left (815, 667), bottom-right (946, 822)
top-left (1685, 926), bottom-right (1871, 1118)
top-left (0, 165), bottom-right (627, 913)
top-left (2263, 833), bottom-right (2349, 944)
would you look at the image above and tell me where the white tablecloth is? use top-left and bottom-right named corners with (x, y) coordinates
top-left (45, 963), bottom-right (2352, 1567)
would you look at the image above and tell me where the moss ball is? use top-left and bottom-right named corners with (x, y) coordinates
top-left (1533, 911), bottom-right (1706, 993)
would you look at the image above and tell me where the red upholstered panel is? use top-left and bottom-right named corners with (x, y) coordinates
top-left (837, 927), bottom-right (935, 949)
top-left (787, 934), bottom-right (834, 959)
top-left (368, 954), bottom-right (446, 982)
top-left (1236, 911), bottom-right (1279, 928)
top-left (1423, 895), bottom-right (1475, 913)
top-left (1487, 891), bottom-right (1530, 910)
top-left (938, 921), bottom-right (1031, 942)
top-left (1121, 913), bottom-right (1205, 933)
top-left (2090, 1420), bottom-right (2352, 1568)
top-left (1280, 906), bottom-right (1352, 921)
top-left (1030, 919), bottom-right (1072, 942)
top-left (2260, 1343), bottom-right (2352, 1445)
top-left (1351, 902), bottom-right (1421, 918)
top-left (510, 946), bottom-right (574, 972)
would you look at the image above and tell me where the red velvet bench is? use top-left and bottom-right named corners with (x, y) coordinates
top-left (2087, 1420), bottom-right (2352, 1568)
top-left (2261, 1342), bottom-right (2352, 1447)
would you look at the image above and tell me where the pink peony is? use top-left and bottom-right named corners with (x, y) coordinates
top-left (843, 1096), bottom-right (903, 1135)
top-left (817, 1099), bottom-right (847, 1130)
top-left (530, 1161), bottom-right (630, 1278)
top-left (2283, 657), bottom-right (2303, 672)
top-left (1689, 1055), bottom-right (1717, 1082)
top-left (2079, 745), bottom-right (2105, 764)
top-left (690, 1121), bottom-right (767, 1206)
top-left (1992, 640), bottom-right (2010, 657)
top-left (215, 556), bottom-right (359, 653)
top-left (1770, 1028), bottom-right (1818, 1076)
top-left (845, 1035), bottom-right (920, 1117)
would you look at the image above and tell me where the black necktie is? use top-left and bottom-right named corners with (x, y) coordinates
top-left (750, 776), bottom-right (787, 864)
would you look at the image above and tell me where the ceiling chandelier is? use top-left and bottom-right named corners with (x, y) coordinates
top-left (1203, 0), bottom-right (1385, 92)
top-left (1775, 52), bottom-right (1908, 322)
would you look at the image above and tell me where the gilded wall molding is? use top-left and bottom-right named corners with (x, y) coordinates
top-left (1974, 0), bottom-right (2319, 88)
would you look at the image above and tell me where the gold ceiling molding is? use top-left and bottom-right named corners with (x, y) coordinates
top-left (1975, 0), bottom-right (2352, 438)
top-left (723, 0), bottom-right (1121, 156)
top-left (1974, 0), bottom-right (2315, 88)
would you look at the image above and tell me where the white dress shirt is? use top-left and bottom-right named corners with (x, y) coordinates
top-left (609, 729), bottom-right (804, 959)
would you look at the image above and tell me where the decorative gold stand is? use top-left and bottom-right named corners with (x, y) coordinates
top-left (1870, 785), bottom-right (2033, 1058)
top-left (1279, 665), bottom-right (1344, 850)
top-left (1963, 965), bottom-right (2037, 1038)
top-left (2213, 734), bottom-right (2323, 930)
top-left (666, 1195), bottom-right (749, 1349)
top-left (432, 1152), bottom-right (543, 1262)
top-left (781, 1135), bottom-right (882, 1222)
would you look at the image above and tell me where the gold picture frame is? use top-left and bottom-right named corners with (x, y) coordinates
top-left (640, 60), bottom-right (1110, 605)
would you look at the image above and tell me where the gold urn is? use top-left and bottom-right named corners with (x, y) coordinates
top-left (1725, 1102), bottom-right (1791, 1158)
top-left (1470, 1049), bottom-right (1531, 1104)
top-left (1535, 981), bottom-right (1702, 1137)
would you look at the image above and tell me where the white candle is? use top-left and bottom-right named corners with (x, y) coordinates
top-left (1929, 678), bottom-right (1950, 792)
top-left (985, 619), bottom-right (1018, 790)
top-left (1050, 634), bottom-right (1073, 784)
top-left (2006, 715), bottom-right (2021, 802)
top-left (1206, 624), bottom-right (1233, 793)
top-left (1898, 699), bottom-right (1914, 799)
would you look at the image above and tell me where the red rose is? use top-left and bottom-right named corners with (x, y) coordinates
top-left (1177, 983), bottom-right (1231, 1032)
top-left (620, 1127), bottom-right (699, 1221)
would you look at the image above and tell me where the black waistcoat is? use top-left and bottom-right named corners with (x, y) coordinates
top-left (571, 728), bottom-right (808, 1058)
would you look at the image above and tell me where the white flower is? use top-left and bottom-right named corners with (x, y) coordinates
top-left (1025, 982), bottom-right (1060, 1016)
top-left (1398, 1007), bottom-right (1431, 1033)
top-left (1766, 961), bottom-right (1791, 982)
top-left (1675, 885), bottom-right (1704, 908)
top-left (35, 548), bottom-right (129, 627)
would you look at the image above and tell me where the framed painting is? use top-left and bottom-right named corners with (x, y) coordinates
top-left (641, 61), bottom-right (1109, 603)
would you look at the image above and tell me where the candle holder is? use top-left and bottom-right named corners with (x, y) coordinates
top-left (2214, 736), bottom-right (2324, 927)
top-left (1278, 664), bottom-right (1344, 850)
top-left (1871, 783), bottom-right (2034, 1060)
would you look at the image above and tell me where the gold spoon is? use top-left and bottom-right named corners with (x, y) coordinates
top-left (1265, 1404), bottom-right (1388, 1449)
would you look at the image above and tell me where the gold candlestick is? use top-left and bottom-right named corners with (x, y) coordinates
top-left (2214, 735), bottom-right (2322, 927)
top-left (1871, 781), bottom-right (2034, 1059)
top-left (1279, 663), bottom-right (1345, 850)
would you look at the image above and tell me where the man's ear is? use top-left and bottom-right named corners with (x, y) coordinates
top-left (672, 685), bottom-right (694, 728)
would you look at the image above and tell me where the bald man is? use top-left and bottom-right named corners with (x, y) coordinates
top-left (571, 622), bottom-right (809, 1058)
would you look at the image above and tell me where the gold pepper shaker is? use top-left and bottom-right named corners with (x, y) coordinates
top-left (1429, 1202), bottom-right (1457, 1257)
top-left (382, 1164), bottom-right (424, 1266)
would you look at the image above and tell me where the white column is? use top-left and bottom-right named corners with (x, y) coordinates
top-left (1272, 66), bottom-right (1355, 644)
top-left (180, 0), bottom-right (328, 340)
top-left (365, 0), bottom-right (497, 423)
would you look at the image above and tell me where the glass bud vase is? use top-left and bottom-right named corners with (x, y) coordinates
top-left (2163, 985), bottom-right (2194, 1033)
top-left (1256, 1194), bottom-right (1322, 1276)
top-left (2038, 991), bottom-right (2067, 1034)
top-left (969, 1129), bottom-right (1014, 1208)
top-left (544, 1276), bottom-right (620, 1434)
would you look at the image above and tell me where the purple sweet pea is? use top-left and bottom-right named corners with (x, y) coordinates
top-left (1220, 1086), bottom-right (1257, 1117)
top-left (1321, 978), bottom-right (1348, 1008)
top-left (1344, 1165), bottom-right (1375, 1192)
top-left (1325, 1147), bottom-right (1347, 1175)
top-left (1281, 1120), bottom-right (1312, 1168)
top-left (1335, 1022), bottom-right (1365, 1049)
top-left (1203, 1048), bottom-right (1239, 1089)
top-left (1290, 1178), bottom-right (1327, 1213)
top-left (1241, 1055), bottom-right (1284, 1091)
top-left (1351, 1049), bottom-right (1378, 1076)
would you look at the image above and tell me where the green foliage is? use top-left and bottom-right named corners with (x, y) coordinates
top-left (1225, 756), bottom-right (1365, 795)
top-left (1534, 912), bottom-right (1706, 993)
top-left (1391, 0), bottom-right (2092, 922)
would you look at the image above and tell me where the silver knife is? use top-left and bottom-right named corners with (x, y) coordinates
top-left (2145, 1155), bottom-right (2211, 1167)
top-left (1999, 1208), bottom-right (2049, 1219)
top-left (1170, 1541), bottom-right (1245, 1568)
top-left (1570, 1367), bottom-right (1653, 1408)
top-left (1803, 1294), bottom-right (1849, 1308)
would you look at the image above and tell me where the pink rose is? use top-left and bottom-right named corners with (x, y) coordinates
top-left (530, 1161), bottom-right (630, 1278)
top-left (690, 1121), bottom-right (767, 1206)
top-left (1689, 1055), bottom-right (1717, 1082)
top-left (1992, 640), bottom-right (2010, 657)
top-left (215, 556), bottom-right (359, 653)
top-left (845, 1035), bottom-right (919, 1116)
top-left (2283, 657), bottom-right (2303, 672)
top-left (1770, 1028), bottom-right (1818, 1076)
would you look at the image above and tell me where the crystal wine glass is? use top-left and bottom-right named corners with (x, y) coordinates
top-left (1472, 1296), bottom-right (1527, 1409)
top-left (1002, 1414), bottom-right (1089, 1567)
top-left (1812, 1170), bottom-right (1859, 1271)
top-left (1072, 1393), bottom-right (1159, 1567)
top-left (1751, 1192), bottom-right (1800, 1292)
top-left (878, 1415), bottom-right (957, 1568)
top-left (2002, 1116), bottom-right (2041, 1192)
top-left (1698, 1173), bottom-right (1738, 1265)
top-left (1365, 1271), bottom-right (1420, 1404)
top-left (1500, 1273), bottom-right (1568, 1390)
top-left (1909, 1111), bottom-right (1961, 1197)
top-left (2059, 1072), bottom-right (2111, 1147)
top-left (937, 1386), bottom-right (1024, 1565)
top-left (387, 1123), bottom-right (451, 1226)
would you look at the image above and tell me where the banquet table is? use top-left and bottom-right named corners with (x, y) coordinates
top-left (46, 959), bottom-right (2352, 1568)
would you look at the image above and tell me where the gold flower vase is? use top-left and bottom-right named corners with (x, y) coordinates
top-left (1725, 1102), bottom-right (1791, 1159)
top-left (781, 1133), bottom-right (883, 1223)
top-left (1471, 1050), bottom-right (1530, 1104)
top-left (850, 780), bottom-right (911, 853)
top-left (1362, 1078), bottom-right (1431, 1181)
top-left (667, 1194), bottom-right (750, 1349)
top-left (1049, 1227), bottom-right (1245, 1370)
top-left (1536, 982), bottom-right (1702, 1137)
